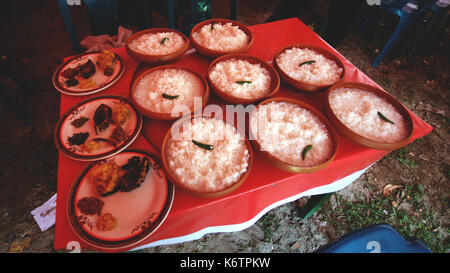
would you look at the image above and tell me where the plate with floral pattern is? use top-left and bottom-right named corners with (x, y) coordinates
top-left (67, 149), bottom-right (174, 251)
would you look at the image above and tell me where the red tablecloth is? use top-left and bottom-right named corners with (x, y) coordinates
top-left (54, 18), bottom-right (433, 252)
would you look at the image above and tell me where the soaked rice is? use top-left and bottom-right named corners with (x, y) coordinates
top-left (250, 101), bottom-right (334, 167)
top-left (133, 68), bottom-right (204, 113)
top-left (192, 22), bottom-right (249, 52)
top-left (329, 87), bottom-right (408, 143)
top-left (165, 117), bottom-right (250, 193)
top-left (128, 32), bottom-right (185, 55)
top-left (209, 58), bottom-right (271, 99)
top-left (277, 47), bottom-right (342, 85)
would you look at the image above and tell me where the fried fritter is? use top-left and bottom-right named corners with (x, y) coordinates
top-left (89, 161), bottom-right (121, 196)
top-left (97, 213), bottom-right (117, 231)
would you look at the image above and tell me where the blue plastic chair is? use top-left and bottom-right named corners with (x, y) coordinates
top-left (357, 0), bottom-right (420, 67)
top-left (408, 0), bottom-right (450, 55)
top-left (318, 224), bottom-right (432, 253)
top-left (57, 0), bottom-right (120, 53)
top-left (167, 0), bottom-right (239, 34)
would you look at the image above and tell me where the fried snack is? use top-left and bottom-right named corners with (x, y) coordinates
top-left (65, 78), bottom-right (79, 87)
top-left (97, 213), bottom-right (117, 231)
top-left (94, 104), bottom-right (112, 135)
top-left (78, 78), bottom-right (96, 89)
top-left (97, 50), bottom-right (116, 76)
top-left (78, 59), bottom-right (96, 79)
top-left (77, 197), bottom-right (104, 216)
top-left (70, 117), bottom-right (89, 128)
top-left (112, 104), bottom-right (130, 126)
top-left (110, 126), bottom-right (127, 146)
top-left (82, 139), bottom-right (101, 153)
top-left (61, 58), bottom-right (97, 89)
top-left (120, 156), bottom-right (150, 192)
top-left (61, 67), bottom-right (79, 79)
top-left (89, 161), bottom-right (121, 196)
top-left (68, 132), bottom-right (89, 146)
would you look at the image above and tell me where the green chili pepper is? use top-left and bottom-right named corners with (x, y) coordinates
top-left (377, 111), bottom-right (395, 124)
top-left (302, 145), bottom-right (313, 160)
top-left (299, 60), bottom-right (316, 67)
top-left (162, 93), bottom-right (179, 100)
top-left (235, 80), bottom-right (252, 85)
top-left (160, 37), bottom-right (169, 45)
top-left (192, 140), bottom-right (214, 150)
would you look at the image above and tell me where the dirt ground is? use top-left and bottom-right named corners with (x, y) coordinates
top-left (0, 0), bottom-right (448, 253)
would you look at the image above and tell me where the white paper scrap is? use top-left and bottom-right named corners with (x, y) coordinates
top-left (31, 193), bottom-right (57, 232)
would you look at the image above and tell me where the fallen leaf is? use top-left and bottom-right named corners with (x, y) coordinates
top-left (391, 201), bottom-right (398, 208)
top-left (8, 237), bottom-right (31, 253)
top-left (392, 59), bottom-right (402, 68)
top-left (383, 184), bottom-right (403, 197)
top-left (296, 197), bottom-right (310, 208)
top-left (435, 109), bottom-right (445, 115)
top-left (290, 241), bottom-right (301, 251)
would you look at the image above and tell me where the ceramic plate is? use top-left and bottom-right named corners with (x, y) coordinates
top-left (67, 150), bottom-right (174, 251)
top-left (55, 95), bottom-right (143, 161)
top-left (52, 51), bottom-right (125, 96)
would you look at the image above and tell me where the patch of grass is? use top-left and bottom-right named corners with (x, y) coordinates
top-left (237, 241), bottom-right (250, 252)
top-left (444, 116), bottom-right (450, 130)
top-left (320, 184), bottom-right (448, 253)
top-left (176, 246), bottom-right (185, 253)
top-left (444, 163), bottom-right (450, 180)
top-left (391, 147), bottom-right (417, 168)
top-left (260, 213), bottom-right (280, 243)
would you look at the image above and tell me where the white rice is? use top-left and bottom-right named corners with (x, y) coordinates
top-left (165, 117), bottom-right (250, 193)
top-left (329, 87), bottom-right (408, 143)
top-left (133, 68), bottom-right (204, 113)
top-left (192, 22), bottom-right (249, 52)
top-left (128, 31), bottom-right (185, 55)
top-left (209, 58), bottom-right (271, 99)
top-left (250, 101), bottom-right (333, 167)
top-left (277, 47), bottom-right (342, 85)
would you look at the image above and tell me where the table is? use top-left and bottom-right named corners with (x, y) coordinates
top-left (54, 18), bottom-right (433, 252)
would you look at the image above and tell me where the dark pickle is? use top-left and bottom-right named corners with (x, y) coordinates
top-left (94, 104), bottom-right (112, 134)
top-left (68, 132), bottom-right (89, 146)
top-left (70, 116), bottom-right (89, 128)
top-left (66, 78), bottom-right (79, 87)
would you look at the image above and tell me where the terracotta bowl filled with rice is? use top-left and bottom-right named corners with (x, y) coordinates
top-left (324, 82), bottom-right (413, 150)
top-left (130, 65), bottom-right (209, 120)
top-left (126, 28), bottom-right (190, 64)
top-left (190, 18), bottom-right (253, 58)
top-left (249, 97), bottom-right (338, 173)
top-left (161, 115), bottom-right (253, 198)
top-left (273, 44), bottom-right (345, 92)
top-left (207, 54), bottom-right (280, 104)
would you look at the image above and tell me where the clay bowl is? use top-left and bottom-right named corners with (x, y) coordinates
top-left (161, 115), bottom-right (253, 198)
top-left (129, 65), bottom-right (209, 120)
top-left (249, 97), bottom-right (339, 173)
top-left (190, 18), bottom-right (253, 58)
top-left (126, 28), bottom-right (190, 64)
top-left (273, 44), bottom-right (345, 92)
top-left (323, 82), bottom-right (414, 150)
top-left (207, 54), bottom-right (280, 105)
